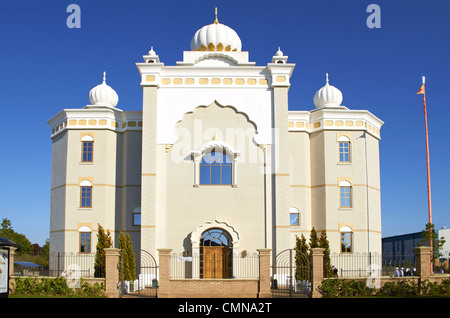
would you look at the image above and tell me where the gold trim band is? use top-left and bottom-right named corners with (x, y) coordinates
top-left (290, 184), bottom-right (380, 191)
top-left (51, 183), bottom-right (141, 191)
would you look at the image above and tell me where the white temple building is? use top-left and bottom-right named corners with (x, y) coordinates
top-left (47, 10), bottom-right (383, 278)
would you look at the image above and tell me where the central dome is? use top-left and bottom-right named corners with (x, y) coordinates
top-left (190, 8), bottom-right (242, 52)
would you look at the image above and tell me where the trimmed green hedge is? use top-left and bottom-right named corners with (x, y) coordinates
top-left (318, 278), bottom-right (450, 297)
top-left (318, 279), bottom-right (375, 297)
top-left (11, 276), bottom-right (106, 297)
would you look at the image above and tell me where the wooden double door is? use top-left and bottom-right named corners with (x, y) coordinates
top-left (203, 246), bottom-right (228, 278)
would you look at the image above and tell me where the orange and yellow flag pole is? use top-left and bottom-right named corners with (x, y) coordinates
top-left (417, 76), bottom-right (433, 274)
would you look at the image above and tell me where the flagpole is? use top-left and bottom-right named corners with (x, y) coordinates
top-left (421, 76), bottom-right (432, 226)
top-left (419, 76), bottom-right (433, 274)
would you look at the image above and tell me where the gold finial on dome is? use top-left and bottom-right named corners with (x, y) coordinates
top-left (191, 8), bottom-right (242, 51)
top-left (214, 7), bottom-right (219, 24)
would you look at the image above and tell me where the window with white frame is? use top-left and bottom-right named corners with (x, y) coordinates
top-left (81, 135), bottom-right (94, 162)
top-left (192, 142), bottom-right (239, 187)
top-left (340, 226), bottom-right (353, 254)
top-left (79, 226), bottom-right (92, 253)
top-left (80, 180), bottom-right (93, 208)
top-left (339, 180), bottom-right (352, 208)
top-left (338, 136), bottom-right (350, 163)
top-left (289, 207), bottom-right (300, 226)
top-left (200, 150), bottom-right (232, 185)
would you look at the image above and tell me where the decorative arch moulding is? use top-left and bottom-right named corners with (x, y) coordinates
top-left (171, 100), bottom-right (260, 146)
top-left (190, 218), bottom-right (240, 248)
top-left (192, 140), bottom-right (241, 160)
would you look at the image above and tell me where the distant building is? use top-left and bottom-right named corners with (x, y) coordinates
top-left (382, 232), bottom-right (425, 256)
top-left (438, 227), bottom-right (450, 257)
top-left (381, 232), bottom-right (424, 268)
top-left (382, 227), bottom-right (450, 269)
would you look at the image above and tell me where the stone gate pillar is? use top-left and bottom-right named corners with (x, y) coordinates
top-left (257, 249), bottom-right (272, 298)
top-left (414, 246), bottom-right (432, 281)
top-left (310, 248), bottom-right (325, 298)
top-left (8, 247), bottom-right (16, 277)
top-left (105, 248), bottom-right (121, 298)
top-left (158, 249), bottom-right (172, 298)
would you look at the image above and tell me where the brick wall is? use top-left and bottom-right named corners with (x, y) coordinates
top-left (164, 279), bottom-right (260, 298)
top-left (157, 248), bottom-right (271, 298)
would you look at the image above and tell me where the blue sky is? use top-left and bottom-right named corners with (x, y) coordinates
top-left (1, 0), bottom-right (449, 246)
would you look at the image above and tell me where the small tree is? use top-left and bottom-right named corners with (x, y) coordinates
top-left (309, 227), bottom-right (319, 249)
top-left (294, 234), bottom-right (309, 281)
top-left (419, 223), bottom-right (446, 264)
top-left (94, 224), bottom-right (113, 278)
top-left (118, 232), bottom-right (136, 282)
top-left (319, 230), bottom-right (333, 278)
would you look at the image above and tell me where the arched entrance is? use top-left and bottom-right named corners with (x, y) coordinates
top-left (191, 218), bottom-right (240, 279)
top-left (200, 228), bottom-right (232, 278)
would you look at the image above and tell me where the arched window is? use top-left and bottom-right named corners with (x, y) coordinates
top-left (201, 228), bottom-right (232, 247)
top-left (339, 180), bottom-right (352, 208)
top-left (289, 207), bottom-right (300, 226)
top-left (80, 180), bottom-right (93, 208)
top-left (81, 135), bottom-right (94, 162)
top-left (79, 226), bottom-right (91, 253)
top-left (338, 136), bottom-right (350, 163)
top-left (199, 150), bottom-right (232, 185)
top-left (340, 226), bottom-right (353, 254)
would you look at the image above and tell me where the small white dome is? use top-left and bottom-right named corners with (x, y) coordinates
top-left (313, 73), bottom-right (343, 108)
top-left (191, 9), bottom-right (241, 52)
top-left (275, 47), bottom-right (284, 56)
top-left (89, 72), bottom-right (119, 108)
top-left (148, 46), bottom-right (156, 56)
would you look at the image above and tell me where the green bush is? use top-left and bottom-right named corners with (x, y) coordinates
top-left (440, 278), bottom-right (450, 294)
top-left (317, 279), bottom-right (375, 297)
top-left (319, 278), bottom-right (450, 298)
top-left (420, 279), bottom-right (450, 296)
top-left (12, 277), bottom-right (71, 296)
top-left (75, 279), bottom-right (106, 297)
top-left (348, 280), bottom-right (375, 296)
top-left (317, 278), bottom-right (341, 297)
top-left (12, 276), bottom-right (105, 297)
top-left (377, 280), bottom-right (420, 297)
top-left (376, 282), bottom-right (398, 297)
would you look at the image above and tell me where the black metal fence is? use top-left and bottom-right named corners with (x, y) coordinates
top-left (330, 252), bottom-right (419, 277)
top-left (330, 250), bottom-right (450, 278)
top-left (381, 252), bottom-right (416, 277)
top-left (271, 249), bottom-right (311, 298)
top-left (14, 252), bottom-right (104, 278)
top-left (119, 249), bottom-right (159, 298)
